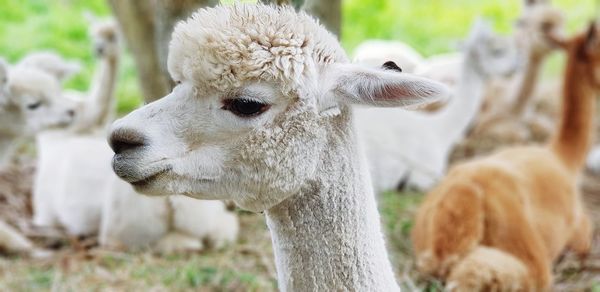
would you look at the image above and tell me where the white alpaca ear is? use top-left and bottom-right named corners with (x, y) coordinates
top-left (320, 63), bottom-right (449, 112)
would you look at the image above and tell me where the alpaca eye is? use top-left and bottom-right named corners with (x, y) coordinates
top-left (222, 99), bottom-right (270, 117)
top-left (27, 101), bottom-right (43, 110)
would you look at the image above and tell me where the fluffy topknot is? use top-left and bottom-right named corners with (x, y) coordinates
top-left (167, 3), bottom-right (347, 94)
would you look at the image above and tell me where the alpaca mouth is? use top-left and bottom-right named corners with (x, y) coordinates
top-left (130, 168), bottom-right (171, 187)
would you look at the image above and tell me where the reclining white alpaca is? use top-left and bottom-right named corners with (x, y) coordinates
top-left (31, 18), bottom-right (238, 252)
top-left (32, 18), bottom-right (122, 235)
top-left (108, 4), bottom-right (448, 290)
top-left (0, 64), bottom-right (75, 166)
top-left (0, 60), bottom-right (74, 256)
top-left (356, 20), bottom-right (519, 193)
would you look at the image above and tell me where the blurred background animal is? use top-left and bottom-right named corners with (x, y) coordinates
top-left (412, 21), bottom-right (598, 291)
top-left (356, 19), bottom-right (520, 193)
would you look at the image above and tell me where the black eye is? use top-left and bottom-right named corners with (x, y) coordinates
top-left (222, 98), bottom-right (270, 117)
top-left (27, 101), bottom-right (42, 110)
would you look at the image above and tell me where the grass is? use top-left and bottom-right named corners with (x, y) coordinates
top-left (0, 210), bottom-right (279, 291)
top-left (0, 192), bottom-right (423, 291)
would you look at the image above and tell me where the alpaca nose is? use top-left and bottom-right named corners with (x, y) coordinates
top-left (109, 128), bottom-right (147, 154)
top-left (67, 109), bottom-right (75, 118)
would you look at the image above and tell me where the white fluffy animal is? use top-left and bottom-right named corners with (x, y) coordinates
top-left (108, 4), bottom-right (448, 290)
top-left (32, 18), bottom-right (122, 235)
top-left (0, 60), bottom-right (74, 256)
top-left (353, 40), bottom-right (424, 73)
top-left (0, 65), bottom-right (76, 166)
top-left (356, 20), bottom-right (520, 193)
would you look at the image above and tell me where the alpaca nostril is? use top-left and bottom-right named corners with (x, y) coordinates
top-left (67, 110), bottom-right (75, 118)
top-left (109, 128), bottom-right (147, 154)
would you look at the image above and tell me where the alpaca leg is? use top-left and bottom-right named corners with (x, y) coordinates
top-left (413, 182), bottom-right (484, 277)
top-left (446, 247), bottom-right (532, 292)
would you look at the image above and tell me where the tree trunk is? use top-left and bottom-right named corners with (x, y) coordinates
top-left (153, 0), bottom-right (219, 92)
top-left (109, 0), bottom-right (217, 102)
top-left (108, 0), bottom-right (171, 102)
top-left (301, 0), bottom-right (341, 37)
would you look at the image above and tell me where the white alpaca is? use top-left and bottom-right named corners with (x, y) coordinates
top-left (356, 20), bottom-right (519, 193)
top-left (17, 51), bottom-right (81, 83)
top-left (108, 4), bottom-right (448, 290)
top-left (353, 40), bottom-right (424, 73)
top-left (0, 60), bottom-right (74, 256)
top-left (32, 18), bottom-right (122, 235)
top-left (0, 65), bottom-right (76, 166)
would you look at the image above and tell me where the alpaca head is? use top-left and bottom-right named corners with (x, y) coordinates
top-left (515, 1), bottom-right (564, 57)
top-left (109, 4), bottom-right (448, 212)
top-left (463, 19), bottom-right (520, 78)
top-left (87, 15), bottom-right (120, 59)
top-left (3, 67), bottom-right (76, 136)
top-left (17, 51), bottom-right (81, 83)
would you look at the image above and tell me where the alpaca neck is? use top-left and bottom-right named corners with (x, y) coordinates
top-left (265, 110), bottom-right (398, 291)
top-left (510, 53), bottom-right (544, 116)
top-left (78, 54), bottom-right (119, 131)
top-left (433, 52), bottom-right (486, 145)
top-left (550, 48), bottom-right (597, 171)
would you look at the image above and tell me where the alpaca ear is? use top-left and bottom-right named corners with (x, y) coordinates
top-left (321, 63), bottom-right (449, 111)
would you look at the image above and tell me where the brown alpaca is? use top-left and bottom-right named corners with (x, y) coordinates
top-left (411, 22), bottom-right (598, 291)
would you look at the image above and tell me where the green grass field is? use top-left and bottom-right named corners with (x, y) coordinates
top-left (0, 0), bottom-right (595, 113)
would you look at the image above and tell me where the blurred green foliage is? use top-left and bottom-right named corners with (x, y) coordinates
top-left (343, 0), bottom-right (596, 55)
top-left (0, 0), bottom-right (596, 113)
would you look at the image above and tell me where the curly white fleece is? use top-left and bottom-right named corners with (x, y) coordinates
top-left (168, 4), bottom-right (347, 95)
